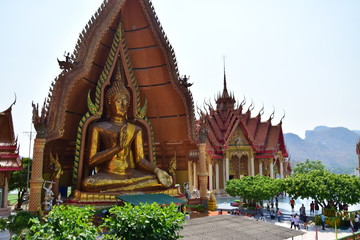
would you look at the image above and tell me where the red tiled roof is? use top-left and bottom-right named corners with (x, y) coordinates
top-left (199, 80), bottom-right (289, 160)
top-left (0, 103), bottom-right (22, 172)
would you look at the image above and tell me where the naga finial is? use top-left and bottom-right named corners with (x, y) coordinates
top-left (32, 100), bottom-right (48, 139)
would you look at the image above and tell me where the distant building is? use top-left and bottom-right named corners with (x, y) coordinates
top-left (0, 101), bottom-right (22, 215)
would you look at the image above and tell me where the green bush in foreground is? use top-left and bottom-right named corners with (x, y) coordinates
top-left (21, 205), bottom-right (98, 240)
top-left (102, 202), bottom-right (185, 240)
top-left (7, 203), bottom-right (185, 239)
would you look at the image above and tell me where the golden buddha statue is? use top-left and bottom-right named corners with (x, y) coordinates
top-left (82, 75), bottom-right (173, 192)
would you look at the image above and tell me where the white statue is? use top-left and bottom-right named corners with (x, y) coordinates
top-left (42, 181), bottom-right (54, 211)
top-left (55, 195), bottom-right (63, 206)
top-left (184, 182), bottom-right (191, 199)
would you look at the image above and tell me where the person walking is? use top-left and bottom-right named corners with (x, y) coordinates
top-left (277, 208), bottom-right (282, 222)
top-left (315, 200), bottom-right (320, 214)
top-left (321, 213), bottom-right (326, 230)
top-left (289, 198), bottom-right (295, 212)
top-left (290, 215), bottom-right (295, 229)
top-left (354, 212), bottom-right (359, 232)
top-left (303, 215), bottom-right (308, 230)
top-left (310, 201), bottom-right (315, 215)
top-left (299, 204), bottom-right (306, 221)
top-left (293, 213), bottom-right (300, 230)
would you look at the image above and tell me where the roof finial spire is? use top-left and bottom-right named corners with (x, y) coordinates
top-left (223, 55), bottom-right (227, 92)
top-left (221, 55), bottom-right (230, 98)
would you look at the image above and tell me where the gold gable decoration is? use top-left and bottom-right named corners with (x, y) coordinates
top-left (229, 127), bottom-right (249, 146)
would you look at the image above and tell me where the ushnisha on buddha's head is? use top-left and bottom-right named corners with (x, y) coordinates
top-left (105, 73), bottom-right (130, 119)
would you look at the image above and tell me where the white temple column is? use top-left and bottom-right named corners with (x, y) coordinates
top-left (247, 157), bottom-right (251, 176)
top-left (188, 161), bottom-right (193, 191)
top-left (225, 156), bottom-right (229, 182)
top-left (215, 161), bottom-right (220, 192)
top-left (259, 160), bottom-right (263, 176)
top-left (251, 157), bottom-right (255, 176)
top-left (270, 160), bottom-right (274, 179)
top-left (280, 160), bottom-right (284, 179)
top-left (193, 161), bottom-right (197, 190)
top-left (209, 161), bottom-right (213, 191)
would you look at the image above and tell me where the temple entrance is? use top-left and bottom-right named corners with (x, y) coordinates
top-left (230, 155), bottom-right (240, 179)
top-left (240, 155), bottom-right (248, 176)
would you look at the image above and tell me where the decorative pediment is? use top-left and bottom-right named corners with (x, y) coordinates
top-left (228, 126), bottom-right (250, 147)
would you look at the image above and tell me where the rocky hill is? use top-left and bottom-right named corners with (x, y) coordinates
top-left (284, 126), bottom-right (360, 174)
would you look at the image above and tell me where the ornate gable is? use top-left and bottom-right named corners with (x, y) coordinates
top-left (228, 126), bottom-right (250, 147)
top-left (37, 0), bottom-right (197, 189)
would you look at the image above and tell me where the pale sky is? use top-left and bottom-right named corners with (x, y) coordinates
top-left (1, 0), bottom-right (359, 157)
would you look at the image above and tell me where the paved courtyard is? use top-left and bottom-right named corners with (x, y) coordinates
top-left (214, 195), bottom-right (360, 240)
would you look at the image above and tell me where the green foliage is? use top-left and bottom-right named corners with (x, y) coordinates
top-left (22, 205), bottom-right (98, 240)
top-left (284, 170), bottom-right (360, 208)
top-left (292, 159), bottom-right (326, 174)
top-left (0, 211), bottom-right (36, 238)
top-left (225, 175), bottom-right (284, 203)
top-left (8, 211), bottom-right (34, 236)
top-left (9, 157), bottom-right (31, 209)
top-left (0, 218), bottom-right (7, 232)
top-left (102, 203), bottom-right (185, 240)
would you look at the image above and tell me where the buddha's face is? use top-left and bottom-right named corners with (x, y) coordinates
top-left (109, 94), bottom-right (129, 117)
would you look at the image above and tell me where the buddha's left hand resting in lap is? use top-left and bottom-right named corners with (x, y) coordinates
top-left (82, 76), bottom-right (173, 192)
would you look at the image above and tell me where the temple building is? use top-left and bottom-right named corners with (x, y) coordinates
top-left (0, 101), bottom-right (22, 215)
top-left (29, 0), bottom-right (291, 210)
top-left (192, 71), bottom-right (291, 193)
top-left (29, 0), bottom-right (198, 211)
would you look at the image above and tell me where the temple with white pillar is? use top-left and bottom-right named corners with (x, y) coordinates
top-left (190, 70), bottom-right (291, 194)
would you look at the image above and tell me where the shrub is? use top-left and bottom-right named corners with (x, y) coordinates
top-left (102, 203), bottom-right (185, 240)
top-left (21, 205), bottom-right (98, 240)
top-left (7, 211), bottom-right (36, 236)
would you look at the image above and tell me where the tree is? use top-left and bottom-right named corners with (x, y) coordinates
top-left (225, 175), bottom-right (284, 204)
top-left (9, 157), bottom-right (31, 209)
top-left (102, 203), bottom-right (185, 240)
top-left (284, 170), bottom-right (360, 209)
top-left (292, 159), bottom-right (326, 174)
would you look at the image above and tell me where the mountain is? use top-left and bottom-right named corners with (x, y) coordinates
top-left (353, 130), bottom-right (360, 135)
top-left (284, 126), bottom-right (360, 174)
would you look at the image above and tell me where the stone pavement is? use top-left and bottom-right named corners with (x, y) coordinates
top-left (0, 230), bottom-right (9, 240)
top-left (206, 210), bottom-right (356, 240)
top-left (271, 215), bottom-right (354, 240)
top-left (215, 195), bottom-right (359, 240)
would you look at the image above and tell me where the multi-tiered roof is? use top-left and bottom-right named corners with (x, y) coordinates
top-left (198, 72), bottom-right (288, 161)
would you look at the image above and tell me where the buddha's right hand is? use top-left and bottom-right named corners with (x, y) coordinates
top-left (118, 125), bottom-right (128, 150)
top-left (155, 168), bottom-right (173, 188)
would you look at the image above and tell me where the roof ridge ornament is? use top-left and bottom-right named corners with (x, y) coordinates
top-left (279, 109), bottom-right (286, 124)
top-left (222, 55), bottom-right (229, 98)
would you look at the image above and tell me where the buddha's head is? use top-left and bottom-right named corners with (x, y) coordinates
top-left (105, 72), bottom-right (130, 118)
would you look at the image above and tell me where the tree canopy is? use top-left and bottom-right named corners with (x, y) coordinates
top-left (225, 175), bottom-right (284, 203)
top-left (284, 170), bottom-right (360, 208)
top-left (292, 159), bottom-right (326, 174)
top-left (9, 157), bottom-right (31, 209)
